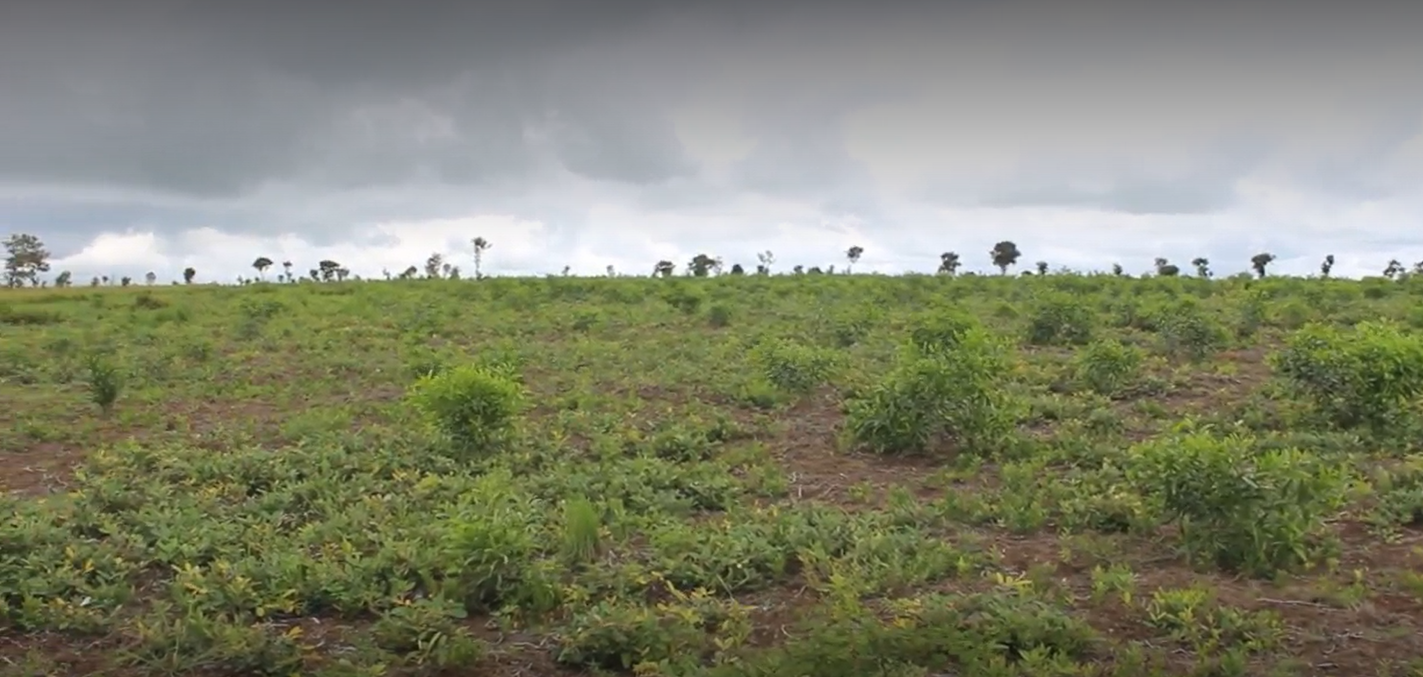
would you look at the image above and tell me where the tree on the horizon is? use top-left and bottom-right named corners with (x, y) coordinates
top-left (1154, 258), bottom-right (1180, 277)
top-left (425, 252), bottom-right (444, 279)
top-left (1191, 257), bottom-right (1211, 279)
top-left (792, 265), bottom-right (804, 275)
top-left (1250, 253), bottom-right (1276, 279)
top-left (1035, 261), bottom-right (1048, 276)
top-left (145, 271), bottom-right (157, 285)
top-left (252, 256), bottom-right (274, 281)
top-left (318, 259), bottom-right (341, 282)
top-left (282, 260), bottom-right (293, 281)
top-left (3, 233), bottom-right (51, 288)
top-left (989, 241), bottom-right (1021, 275)
top-left (730, 263), bottom-right (745, 275)
top-left (938, 252), bottom-right (961, 275)
top-left (845, 246), bottom-right (864, 273)
top-left (54, 271), bottom-right (72, 287)
top-left (757, 250), bottom-right (775, 275)
top-left (687, 253), bottom-right (719, 277)
top-left (1384, 259), bottom-right (1404, 280)
top-left (471, 237), bottom-right (492, 279)
top-left (1320, 254), bottom-right (1335, 278)
top-left (1111, 263), bottom-right (1124, 276)
top-left (183, 267), bottom-right (196, 284)
top-left (653, 260), bottom-right (675, 278)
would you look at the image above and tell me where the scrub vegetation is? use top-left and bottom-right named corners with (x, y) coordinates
top-left (4, 268), bottom-right (1423, 676)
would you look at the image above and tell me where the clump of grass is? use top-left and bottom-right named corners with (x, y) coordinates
top-left (561, 496), bottom-right (603, 565)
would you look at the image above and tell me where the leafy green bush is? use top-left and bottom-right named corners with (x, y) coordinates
top-left (1155, 300), bottom-right (1228, 362)
top-left (84, 353), bottom-right (123, 415)
top-left (1072, 338), bottom-right (1144, 397)
top-left (1024, 294), bottom-right (1096, 346)
top-left (1271, 321), bottom-right (1423, 433)
top-left (1126, 426), bottom-right (1349, 577)
top-left (406, 364), bottom-right (527, 459)
top-left (844, 327), bottom-right (1018, 456)
top-left (750, 339), bottom-right (839, 394)
top-left (707, 303), bottom-right (732, 328)
top-left (907, 306), bottom-right (981, 354)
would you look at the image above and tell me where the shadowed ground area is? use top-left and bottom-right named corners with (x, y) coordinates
top-left (3, 272), bottom-right (1423, 676)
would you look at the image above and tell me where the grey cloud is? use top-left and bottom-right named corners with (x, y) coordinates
top-left (3, 0), bottom-right (1423, 277)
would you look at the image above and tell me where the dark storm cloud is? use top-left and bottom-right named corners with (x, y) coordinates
top-left (2, 0), bottom-right (1423, 274)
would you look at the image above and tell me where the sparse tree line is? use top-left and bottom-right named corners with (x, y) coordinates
top-left (0, 230), bottom-right (1412, 290)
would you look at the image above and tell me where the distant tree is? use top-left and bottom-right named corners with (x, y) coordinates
top-left (989, 241), bottom-right (1021, 275)
top-left (653, 260), bottom-right (675, 278)
top-left (1413, 261), bottom-right (1423, 276)
top-left (687, 253), bottom-right (718, 277)
top-left (442, 262), bottom-right (452, 278)
top-left (1250, 252), bottom-right (1276, 279)
top-left (3, 233), bottom-right (51, 288)
top-left (91, 276), bottom-right (100, 287)
top-left (1035, 261), bottom-right (1049, 276)
top-left (282, 260), bottom-right (293, 281)
top-left (318, 259), bottom-right (341, 282)
top-left (1111, 263), bottom-right (1124, 276)
top-left (1191, 257), bottom-right (1211, 279)
top-left (730, 263), bottom-right (745, 275)
top-left (425, 252), bottom-right (444, 279)
top-left (757, 250), bottom-right (775, 274)
top-left (120, 276), bottom-right (132, 287)
top-left (448, 266), bottom-right (461, 280)
top-left (1154, 258), bottom-right (1180, 277)
top-left (1320, 254), bottom-right (1335, 278)
top-left (808, 266), bottom-right (824, 274)
top-left (183, 267), bottom-right (197, 284)
top-left (101, 276), bottom-right (110, 285)
top-left (309, 269), bottom-right (320, 282)
top-left (471, 237), bottom-right (492, 279)
top-left (398, 266), bottom-right (417, 280)
top-left (937, 252), bottom-right (962, 275)
top-left (1383, 259), bottom-right (1404, 280)
top-left (561, 265), bottom-right (572, 276)
top-left (606, 264), bottom-right (616, 277)
top-left (792, 265), bottom-right (804, 275)
top-left (845, 246), bottom-right (864, 273)
top-left (252, 256), bottom-right (274, 280)
top-left (145, 271), bottom-right (157, 285)
top-left (55, 271), bottom-right (72, 287)
top-left (335, 267), bottom-right (350, 282)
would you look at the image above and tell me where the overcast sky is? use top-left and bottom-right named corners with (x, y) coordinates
top-left (2, 0), bottom-right (1422, 283)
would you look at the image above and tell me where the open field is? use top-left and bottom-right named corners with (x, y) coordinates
top-left (3, 272), bottom-right (1423, 676)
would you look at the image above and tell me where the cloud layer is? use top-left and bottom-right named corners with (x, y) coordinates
top-left (3, 0), bottom-right (1422, 282)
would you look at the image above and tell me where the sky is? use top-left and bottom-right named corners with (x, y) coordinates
top-left (2, 0), bottom-right (1422, 283)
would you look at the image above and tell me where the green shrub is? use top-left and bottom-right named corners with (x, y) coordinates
top-left (707, 303), bottom-right (732, 328)
top-left (406, 364), bottom-right (527, 459)
top-left (1271, 320), bottom-right (1423, 433)
top-left (1155, 300), bottom-right (1228, 362)
top-left (1024, 294), bottom-right (1096, 346)
top-left (907, 307), bottom-right (981, 354)
top-left (1126, 426), bottom-right (1349, 577)
top-left (844, 327), bottom-right (1018, 456)
top-left (84, 353), bottom-right (123, 415)
top-left (750, 339), bottom-right (839, 394)
top-left (1072, 338), bottom-right (1144, 397)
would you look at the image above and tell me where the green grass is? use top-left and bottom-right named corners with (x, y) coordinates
top-left (3, 272), bottom-right (1423, 676)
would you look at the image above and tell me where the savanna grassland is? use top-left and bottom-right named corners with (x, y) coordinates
top-left (4, 272), bottom-right (1423, 677)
